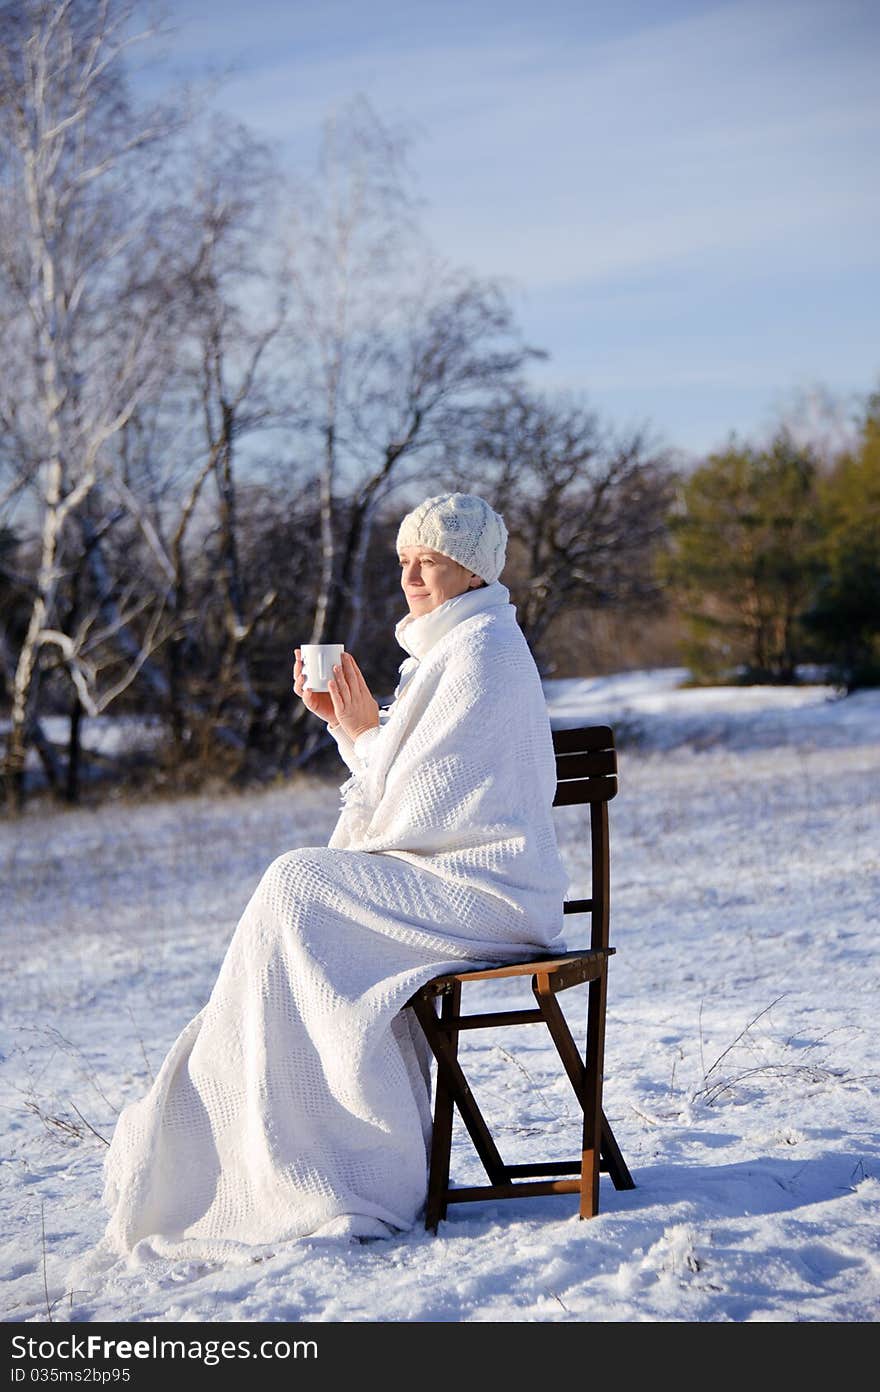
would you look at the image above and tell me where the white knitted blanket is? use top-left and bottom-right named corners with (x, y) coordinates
top-left (99, 585), bottom-right (570, 1261)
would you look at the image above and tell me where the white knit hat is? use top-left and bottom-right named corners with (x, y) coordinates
top-left (395, 492), bottom-right (508, 583)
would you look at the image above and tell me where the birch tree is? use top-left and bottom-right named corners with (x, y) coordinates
top-left (0, 0), bottom-right (179, 807)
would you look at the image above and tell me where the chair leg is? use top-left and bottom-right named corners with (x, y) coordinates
top-left (424, 983), bottom-right (459, 1232)
top-left (580, 972), bottom-right (608, 1218)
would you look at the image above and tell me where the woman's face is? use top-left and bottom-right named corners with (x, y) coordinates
top-left (398, 546), bottom-right (483, 615)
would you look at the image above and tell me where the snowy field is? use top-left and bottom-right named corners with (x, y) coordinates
top-left (1, 672), bottom-right (878, 1323)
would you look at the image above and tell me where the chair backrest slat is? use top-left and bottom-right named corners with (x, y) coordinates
top-left (553, 777), bottom-right (617, 806)
top-left (555, 748), bottom-right (617, 780)
top-left (552, 724), bottom-right (614, 755)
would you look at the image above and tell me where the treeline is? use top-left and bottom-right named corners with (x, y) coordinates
top-left (0, 2), bottom-right (877, 812)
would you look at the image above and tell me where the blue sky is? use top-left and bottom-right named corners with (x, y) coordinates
top-left (140, 0), bottom-right (879, 459)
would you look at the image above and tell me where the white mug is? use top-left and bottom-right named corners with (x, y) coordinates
top-left (300, 643), bottom-right (345, 692)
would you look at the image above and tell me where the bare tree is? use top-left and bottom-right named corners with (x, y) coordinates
top-left (175, 118), bottom-right (290, 758)
top-left (284, 97), bottom-right (540, 735)
top-left (0, 0), bottom-right (180, 807)
top-left (77, 118), bottom-right (298, 778)
top-left (440, 387), bottom-right (677, 669)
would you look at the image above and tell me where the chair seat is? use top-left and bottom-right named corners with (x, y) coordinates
top-left (421, 947), bottom-right (614, 987)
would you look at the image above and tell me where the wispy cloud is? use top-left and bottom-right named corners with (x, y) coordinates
top-left (135, 0), bottom-right (880, 452)
top-left (152, 0), bottom-right (879, 294)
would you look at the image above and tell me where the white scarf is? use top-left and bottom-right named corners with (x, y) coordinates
top-left (392, 580), bottom-right (513, 698)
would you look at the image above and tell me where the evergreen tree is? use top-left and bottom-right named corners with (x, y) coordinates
top-left (663, 430), bottom-right (822, 681)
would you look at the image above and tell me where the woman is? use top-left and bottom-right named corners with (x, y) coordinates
top-left (100, 492), bottom-right (570, 1260)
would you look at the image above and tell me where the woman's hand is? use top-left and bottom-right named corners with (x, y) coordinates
top-left (327, 652), bottom-right (380, 742)
top-left (293, 648), bottom-right (336, 723)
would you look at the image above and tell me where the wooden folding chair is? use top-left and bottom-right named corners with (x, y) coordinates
top-left (407, 723), bottom-right (634, 1232)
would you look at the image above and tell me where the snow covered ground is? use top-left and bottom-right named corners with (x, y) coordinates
top-left (1, 672), bottom-right (878, 1323)
top-left (544, 666), bottom-right (873, 750)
